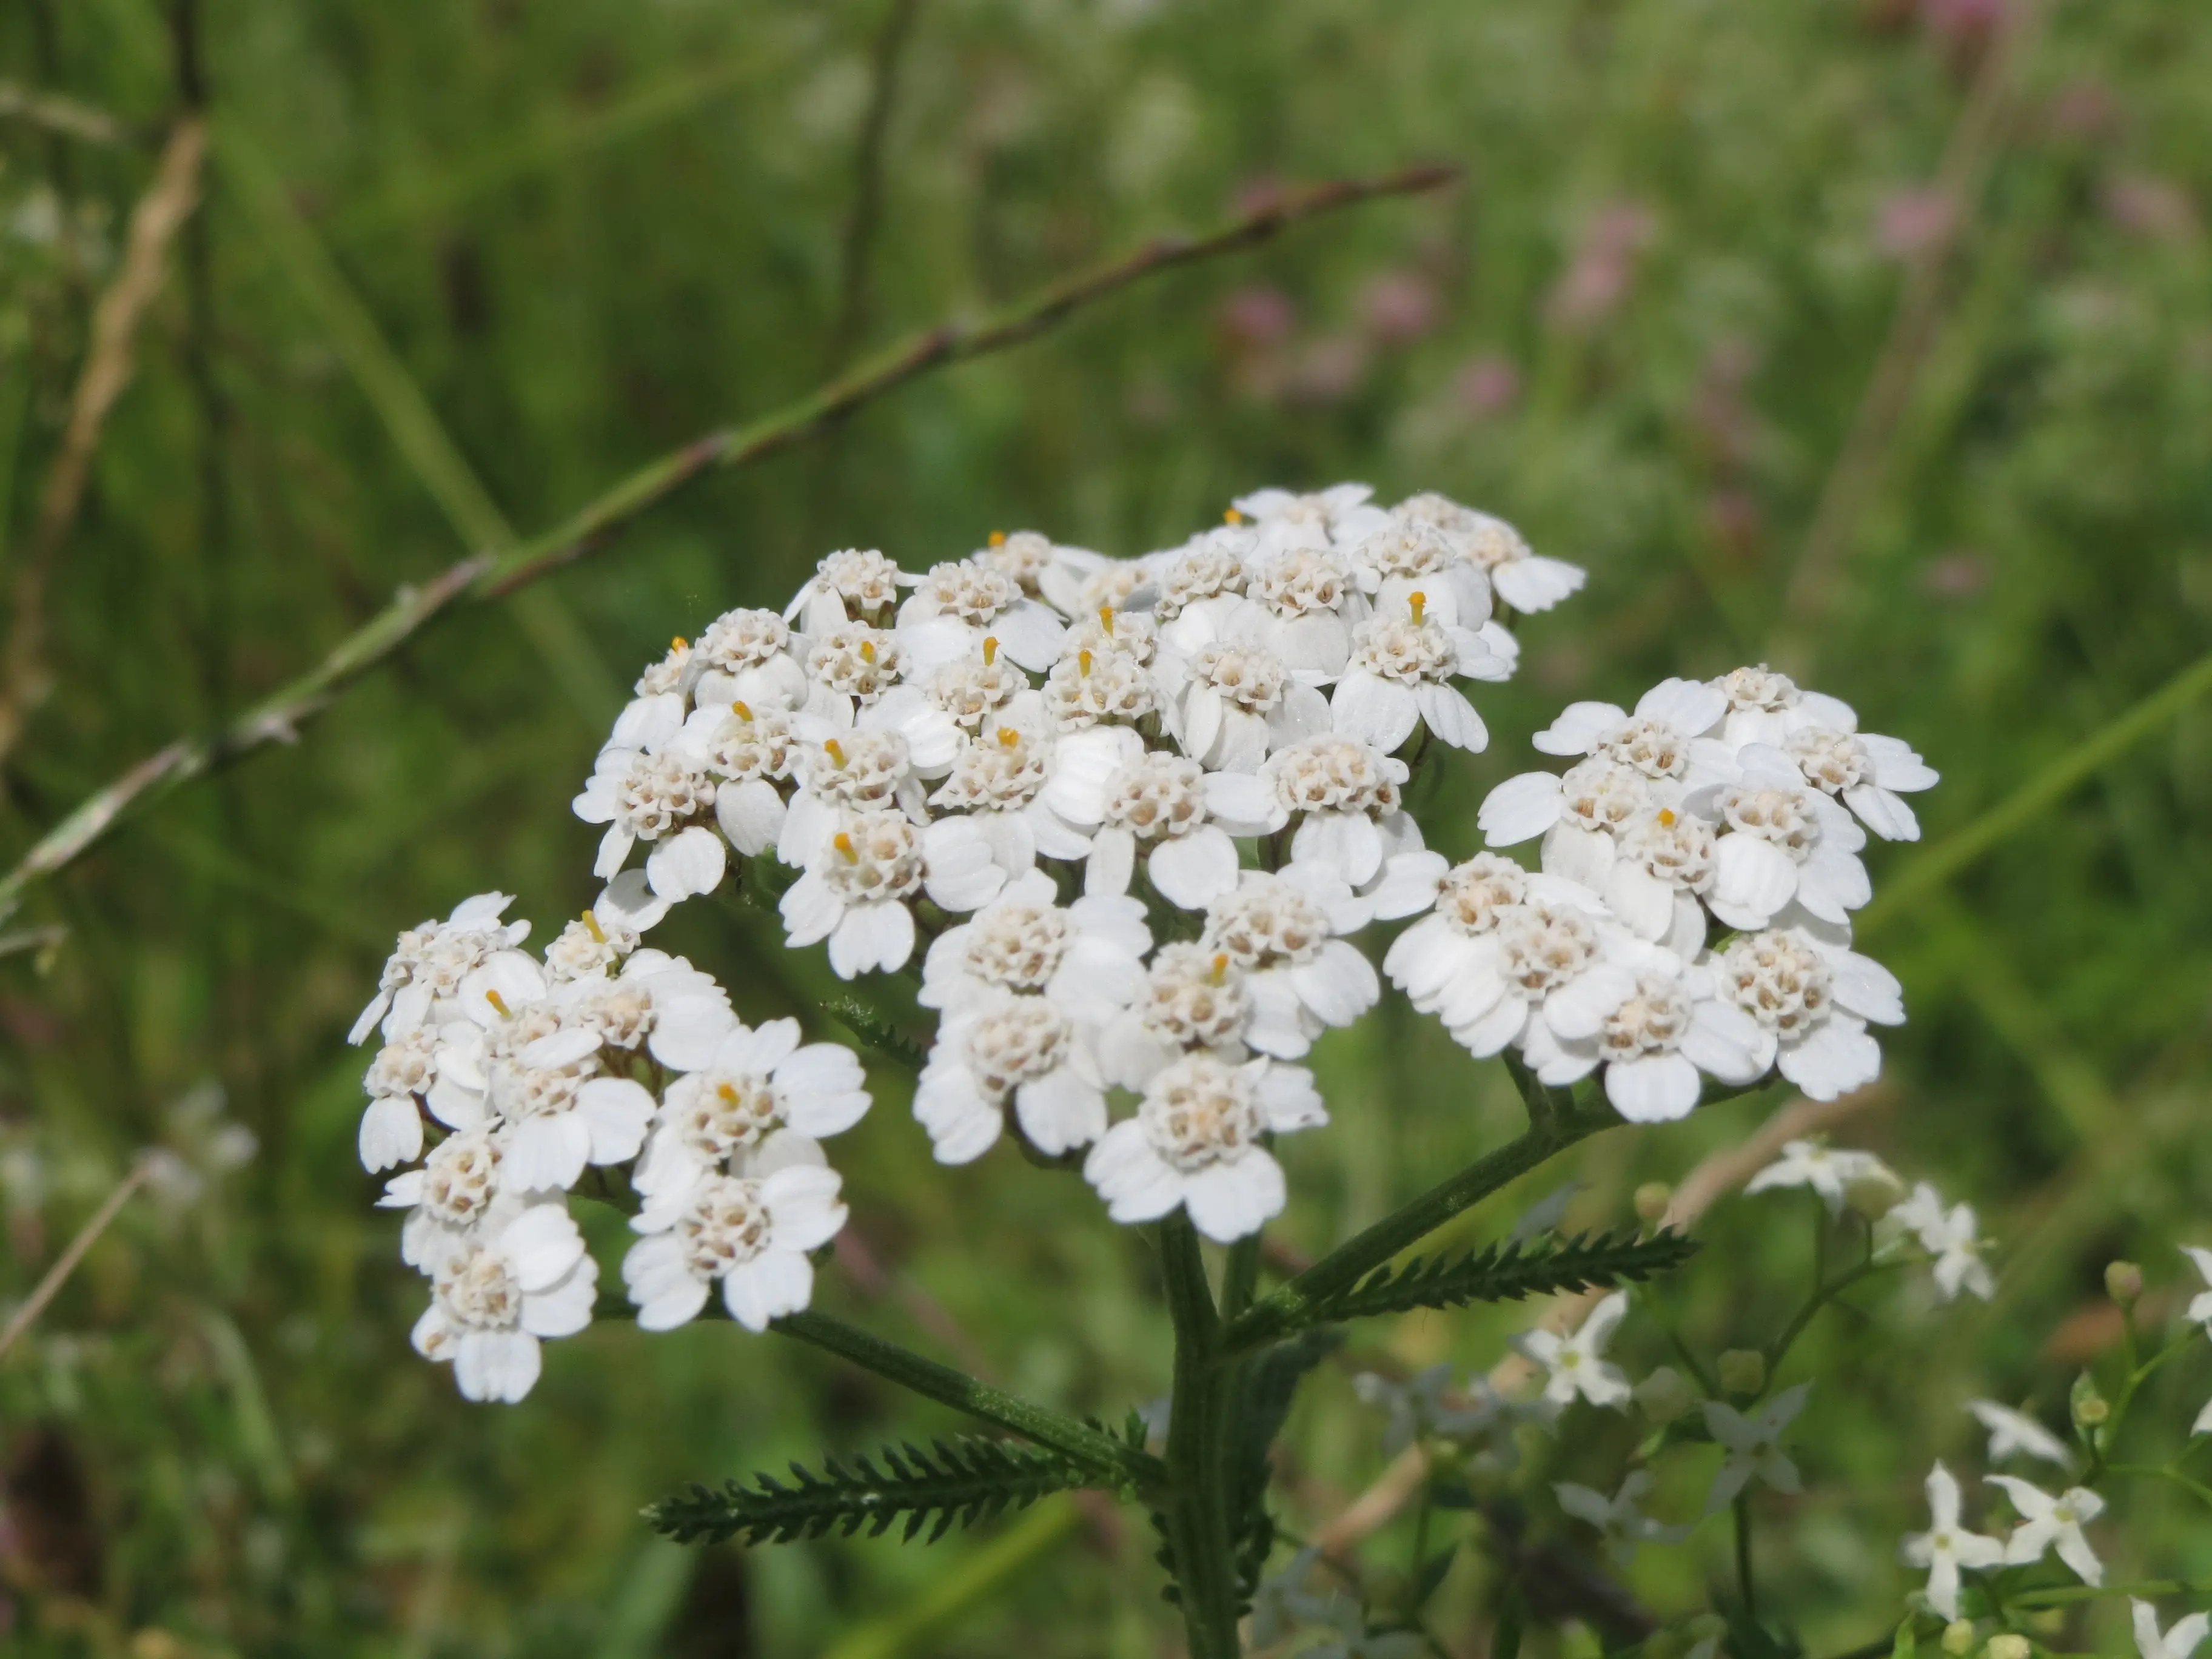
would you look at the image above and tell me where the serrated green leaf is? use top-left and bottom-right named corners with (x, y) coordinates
top-left (823, 994), bottom-right (928, 1070)
top-left (648, 1435), bottom-right (1099, 1547)
top-left (1289, 1230), bottom-right (1698, 1330)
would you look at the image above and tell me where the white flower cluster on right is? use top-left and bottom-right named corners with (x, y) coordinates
top-left (1378, 666), bottom-right (1939, 1119)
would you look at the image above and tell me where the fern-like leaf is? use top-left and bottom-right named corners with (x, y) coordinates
top-left (823, 996), bottom-right (928, 1071)
top-left (649, 1435), bottom-right (1098, 1547)
top-left (1250, 1230), bottom-right (1697, 1341)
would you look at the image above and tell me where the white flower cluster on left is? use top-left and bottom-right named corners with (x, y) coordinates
top-left (349, 879), bottom-right (868, 1401)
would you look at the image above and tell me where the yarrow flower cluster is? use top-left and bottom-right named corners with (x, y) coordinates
top-left (350, 483), bottom-right (1941, 1429)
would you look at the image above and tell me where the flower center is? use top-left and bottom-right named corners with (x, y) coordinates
top-left (1439, 854), bottom-right (1528, 934)
top-left (1203, 877), bottom-right (1328, 968)
top-left (963, 994), bottom-right (1072, 1097)
top-left (960, 903), bottom-right (1071, 990)
top-left (677, 1175), bottom-right (773, 1276)
top-left (1139, 943), bottom-right (1250, 1048)
top-left (1718, 785), bottom-right (1819, 857)
top-left (437, 1246), bottom-right (523, 1330)
top-left (817, 811), bottom-right (925, 902)
top-left (1191, 642), bottom-right (1287, 712)
top-left (1493, 903), bottom-right (1600, 998)
top-left (1786, 727), bottom-right (1871, 794)
top-left (1103, 754), bottom-right (1210, 841)
top-left (1142, 1054), bottom-right (1265, 1172)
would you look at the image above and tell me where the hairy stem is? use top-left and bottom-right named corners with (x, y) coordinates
top-left (773, 1309), bottom-right (1156, 1485)
top-left (1159, 1215), bottom-right (1242, 1659)
top-left (0, 161), bottom-right (1454, 923)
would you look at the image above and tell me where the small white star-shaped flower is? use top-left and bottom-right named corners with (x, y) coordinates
top-left (1900, 1461), bottom-right (2003, 1620)
top-left (1744, 1139), bottom-right (1892, 1215)
top-left (2134, 1600), bottom-right (2211, 1659)
top-left (1703, 1382), bottom-right (1811, 1512)
top-left (1554, 1470), bottom-right (1690, 1565)
top-left (1515, 1290), bottom-right (1634, 1410)
top-left (1989, 1475), bottom-right (2105, 1584)
top-left (1966, 1399), bottom-right (2074, 1471)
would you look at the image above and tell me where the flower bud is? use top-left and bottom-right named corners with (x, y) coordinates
top-left (1635, 1366), bottom-right (1695, 1424)
top-left (1634, 1181), bottom-right (1673, 1224)
top-left (1717, 1349), bottom-right (1766, 1396)
top-left (1845, 1166), bottom-right (1906, 1221)
top-left (2105, 1260), bottom-right (2143, 1305)
top-left (1985, 1635), bottom-right (2031, 1659)
top-left (2071, 1370), bottom-right (2110, 1430)
top-left (1941, 1621), bottom-right (1976, 1656)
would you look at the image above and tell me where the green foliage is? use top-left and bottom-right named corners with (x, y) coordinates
top-left (1230, 1327), bottom-right (1343, 1604)
top-left (1281, 1230), bottom-right (1700, 1332)
top-left (649, 1436), bottom-right (1099, 1548)
top-left (823, 994), bottom-right (928, 1072)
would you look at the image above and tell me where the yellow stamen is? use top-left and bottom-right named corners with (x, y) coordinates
top-left (1098, 607), bottom-right (1115, 635)
top-left (1209, 952), bottom-right (1230, 985)
top-left (996, 726), bottom-right (1020, 748)
top-left (824, 739), bottom-right (846, 766)
top-left (1078, 649), bottom-right (1093, 677)
top-left (982, 635), bottom-right (999, 666)
top-left (716, 1082), bottom-right (740, 1104)
top-left (580, 910), bottom-right (606, 944)
top-left (1658, 808), bottom-right (1677, 827)
top-left (1224, 508), bottom-right (1245, 526)
top-left (859, 640), bottom-right (877, 665)
top-left (988, 530), bottom-right (1007, 548)
top-left (483, 990), bottom-right (511, 1018)
top-left (834, 832), bottom-right (857, 863)
top-left (671, 635), bottom-right (687, 652)
top-left (1408, 591), bottom-right (1427, 625)
top-left (731, 699), bottom-right (754, 721)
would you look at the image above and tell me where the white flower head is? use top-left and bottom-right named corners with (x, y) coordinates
top-left (777, 808), bottom-right (1004, 977)
top-left (1744, 1139), bottom-right (1894, 1214)
top-left (625, 1134), bottom-right (847, 1332)
top-left (1692, 746), bottom-right (1871, 931)
top-left (1520, 939), bottom-right (1766, 1122)
top-left (1715, 927), bottom-right (1902, 1101)
top-left (1233, 482), bottom-right (1390, 558)
top-left (1264, 734), bottom-right (1421, 890)
top-left (913, 988), bottom-right (1108, 1165)
top-left (1554, 1470), bottom-right (1691, 1566)
top-left (409, 1198), bottom-right (597, 1403)
top-left (896, 555), bottom-right (1067, 674)
top-left (1967, 1399), bottom-right (2076, 1472)
top-left (1082, 1051), bottom-right (1325, 1242)
top-left (572, 736), bottom-right (728, 901)
top-left (2134, 1601), bottom-right (2211, 1659)
top-left (1989, 1475), bottom-right (2105, 1584)
top-left (1900, 1461), bottom-right (2004, 1620)
top-left (1392, 492), bottom-right (1585, 614)
top-left (1515, 1290), bottom-right (1633, 1411)
top-left (635, 1017), bottom-right (870, 1202)
top-left (1046, 730), bottom-right (1267, 911)
top-left (1702, 1382), bottom-right (1811, 1512)
top-left (919, 869), bottom-right (1151, 1023)
top-left (785, 547), bottom-right (914, 633)
top-left (352, 893), bottom-right (531, 1044)
top-left (1200, 868), bottom-right (1378, 1059)
top-left (1329, 591), bottom-right (1501, 756)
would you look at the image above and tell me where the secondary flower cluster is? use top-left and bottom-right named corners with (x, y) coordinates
top-left (1380, 666), bottom-right (1940, 1118)
top-left (350, 880), bottom-right (865, 1401)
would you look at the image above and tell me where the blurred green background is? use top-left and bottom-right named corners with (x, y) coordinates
top-left (3, 0), bottom-right (2211, 1654)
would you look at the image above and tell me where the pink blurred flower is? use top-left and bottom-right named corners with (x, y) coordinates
top-left (1453, 355), bottom-right (1521, 419)
top-left (2102, 175), bottom-right (2200, 243)
top-left (1875, 187), bottom-right (1957, 261)
top-left (1284, 335), bottom-right (1371, 407)
top-left (1218, 284), bottom-right (1298, 349)
top-left (1546, 201), bottom-right (1657, 329)
top-left (1920, 0), bottom-right (2012, 58)
top-left (1922, 551), bottom-right (1990, 600)
top-left (1358, 270), bottom-right (1443, 346)
top-left (2046, 81), bottom-right (2117, 142)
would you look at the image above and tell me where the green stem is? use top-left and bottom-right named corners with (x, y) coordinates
top-left (1733, 1492), bottom-right (1757, 1621)
top-left (1224, 1111), bottom-right (1610, 1355)
top-left (2106, 1463), bottom-right (2212, 1513)
top-left (1762, 1260), bottom-right (1897, 1380)
top-left (1159, 1215), bottom-right (1242, 1659)
top-left (773, 1310), bottom-right (1156, 1486)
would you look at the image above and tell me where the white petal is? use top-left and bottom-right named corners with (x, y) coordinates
top-left (1478, 773), bottom-right (1563, 846)
top-left (358, 1095), bottom-right (424, 1172)
top-left (1290, 940), bottom-right (1380, 1028)
top-left (1778, 1014), bottom-right (1881, 1101)
top-left (921, 819), bottom-right (1006, 913)
top-left (1013, 1068), bottom-right (1107, 1155)
top-left (722, 1250), bottom-right (814, 1332)
top-left (716, 778), bottom-right (788, 857)
top-left (500, 1204), bottom-right (587, 1292)
top-left (1331, 671), bottom-right (1419, 752)
top-left (456, 1330), bottom-right (542, 1403)
top-left (1182, 1153), bottom-right (1287, 1242)
top-left (912, 1067), bottom-right (1003, 1164)
top-left (1415, 680), bottom-right (1487, 751)
top-left (1366, 850), bottom-right (1447, 919)
top-left (577, 1077), bottom-right (657, 1163)
top-left (773, 1045), bottom-right (872, 1136)
top-left (1843, 783), bottom-right (1920, 841)
top-left (1709, 835), bottom-right (1798, 928)
top-left (1492, 555), bottom-right (1585, 612)
top-left (1532, 702), bottom-right (1626, 756)
top-left (778, 870), bottom-right (843, 948)
top-left (763, 1165), bottom-right (848, 1252)
top-left (828, 901), bottom-right (916, 978)
top-left (1148, 827), bottom-right (1241, 910)
top-left (1085, 824), bottom-right (1138, 898)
